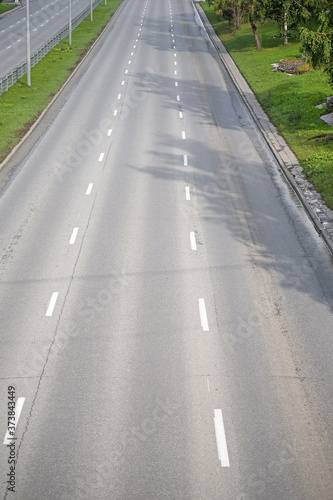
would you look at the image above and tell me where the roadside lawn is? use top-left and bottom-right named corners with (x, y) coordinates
top-left (202, 3), bottom-right (333, 210)
top-left (0, 4), bottom-right (16, 14)
top-left (0, 0), bottom-right (122, 165)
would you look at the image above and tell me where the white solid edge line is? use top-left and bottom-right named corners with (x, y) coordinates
top-left (86, 183), bottom-right (93, 195)
top-left (98, 153), bottom-right (104, 162)
top-left (183, 154), bottom-right (188, 166)
top-left (190, 231), bottom-right (197, 251)
top-left (214, 409), bottom-right (230, 467)
top-left (185, 186), bottom-right (190, 200)
top-left (46, 292), bottom-right (59, 317)
top-left (3, 397), bottom-right (25, 445)
top-left (198, 298), bottom-right (209, 331)
top-left (69, 227), bottom-right (79, 245)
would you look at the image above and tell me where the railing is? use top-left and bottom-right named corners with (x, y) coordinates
top-left (0, 0), bottom-right (103, 96)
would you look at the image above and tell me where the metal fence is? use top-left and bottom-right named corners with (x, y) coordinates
top-left (0, 0), bottom-right (103, 96)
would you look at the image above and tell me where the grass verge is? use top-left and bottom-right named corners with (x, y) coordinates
top-left (0, 0), bottom-right (123, 164)
top-left (0, 4), bottom-right (16, 14)
top-left (201, 3), bottom-right (333, 209)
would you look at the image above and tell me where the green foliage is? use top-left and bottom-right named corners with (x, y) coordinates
top-left (300, 9), bottom-right (333, 89)
top-left (303, 153), bottom-right (333, 203)
top-left (0, 3), bottom-right (17, 13)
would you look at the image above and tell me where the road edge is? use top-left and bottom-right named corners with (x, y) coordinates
top-left (0, 0), bottom-right (127, 174)
top-left (194, 2), bottom-right (333, 255)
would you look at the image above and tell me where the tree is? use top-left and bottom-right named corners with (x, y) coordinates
top-left (212, 0), bottom-right (264, 49)
top-left (263, 0), bottom-right (319, 45)
top-left (300, 7), bottom-right (333, 88)
top-left (213, 0), bottom-right (248, 30)
top-left (244, 0), bottom-right (264, 50)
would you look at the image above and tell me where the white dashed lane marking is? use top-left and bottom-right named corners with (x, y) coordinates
top-left (214, 409), bottom-right (230, 467)
top-left (46, 292), bottom-right (59, 317)
top-left (86, 183), bottom-right (93, 195)
top-left (3, 397), bottom-right (25, 445)
top-left (185, 186), bottom-right (190, 200)
top-left (69, 227), bottom-right (79, 245)
top-left (198, 298), bottom-right (209, 331)
top-left (190, 232), bottom-right (197, 251)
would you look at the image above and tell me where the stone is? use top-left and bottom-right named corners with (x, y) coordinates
top-left (320, 113), bottom-right (333, 126)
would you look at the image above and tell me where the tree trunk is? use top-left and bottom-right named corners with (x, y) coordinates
top-left (249, 13), bottom-right (262, 51)
top-left (235, 8), bottom-right (241, 30)
top-left (232, 5), bottom-right (242, 30)
top-left (284, 10), bottom-right (288, 45)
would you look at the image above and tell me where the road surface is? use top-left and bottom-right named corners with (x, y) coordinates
top-left (0, 0), bottom-right (95, 79)
top-left (1, 0), bottom-right (333, 498)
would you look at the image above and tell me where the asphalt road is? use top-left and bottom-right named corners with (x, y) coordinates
top-left (1, 0), bottom-right (333, 498)
top-left (0, 0), bottom-right (94, 79)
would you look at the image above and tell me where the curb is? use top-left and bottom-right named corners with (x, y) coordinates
top-left (195, 3), bottom-right (333, 256)
top-left (0, 0), bottom-right (127, 174)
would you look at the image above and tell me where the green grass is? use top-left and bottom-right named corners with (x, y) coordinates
top-left (0, 4), bottom-right (16, 14)
top-left (0, 0), bottom-right (122, 164)
top-left (202, 4), bottom-right (333, 209)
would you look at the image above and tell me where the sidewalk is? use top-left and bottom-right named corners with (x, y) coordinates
top-left (195, 2), bottom-right (333, 255)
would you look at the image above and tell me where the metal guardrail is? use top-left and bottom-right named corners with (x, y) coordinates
top-left (0, 0), bottom-right (103, 96)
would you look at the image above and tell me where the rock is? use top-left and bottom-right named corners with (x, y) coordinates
top-left (320, 113), bottom-right (333, 126)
